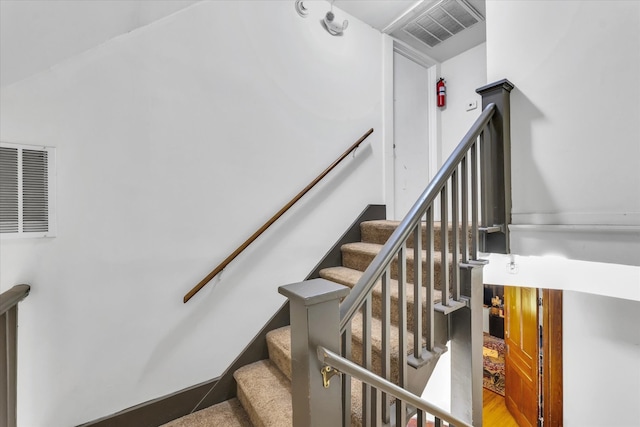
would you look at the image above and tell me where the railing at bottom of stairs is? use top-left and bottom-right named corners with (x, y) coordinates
top-left (317, 346), bottom-right (472, 427)
top-left (279, 79), bottom-right (513, 427)
top-left (1, 284), bottom-right (31, 427)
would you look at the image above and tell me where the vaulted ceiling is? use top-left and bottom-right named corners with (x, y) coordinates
top-left (0, 0), bottom-right (485, 88)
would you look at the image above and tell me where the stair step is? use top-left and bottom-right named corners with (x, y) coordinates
top-left (234, 360), bottom-right (293, 427)
top-left (268, 319), bottom-right (422, 389)
top-left (319, 266), bottom-right (442, 331)
top-left (350, 311), bottom-right (425, 385)
top-left (234, 357), bottom-right (366, 427)
top-left (159, 398), bottom-right (251, 427)
top-left (361, 220), bottom-right (472, 252)
top-left (265, 327), bottom-right (397, 427)
top-left (341, 242), bottom-right (455, 289)
top-left (266, 326), bottom-right (292, 381)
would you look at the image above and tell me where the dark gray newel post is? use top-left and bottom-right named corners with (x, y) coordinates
top-left (476, 79), bottom-right (514, 254)
top-left (279, 278), bottom-right (349, 427)
top-left (450, 263), bottom-right (484, 426)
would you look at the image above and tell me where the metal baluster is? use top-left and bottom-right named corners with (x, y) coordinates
top-left (381, 268), bottom-right (391, 424)
top-left (416, 409), bottom-right (425, 427)
top-left (362, 298), bottom-right (372, 426)
top-left (413, 222), bottom-right (423, 359)
top-left (471, 141), bottom-right (479, 260)
top-left (461, 153), bottom-right (469, 264)
top-left (341, 327), bottom-right (352, 427)
top-left (440, 185), bottom-right (449, 305)
top-left (371, 387), bottom-right (381, 427)
top-left (425, 207), bottom-right (435, 352)
top-left (396, 244), bottom-right (407, 427)
top-left (451, 168), bottom-right (460, 301)
top-left (435, 416), bottom-right (443, 427)
top-left (480, 124), bottom-right (490, 229)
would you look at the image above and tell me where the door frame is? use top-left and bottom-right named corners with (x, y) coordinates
top-left (542, 288), bottom-right (563, 426)
top-left (383, 36), bottom-right (438, 220)
top-left (499, 287), bottom-right (563, 427)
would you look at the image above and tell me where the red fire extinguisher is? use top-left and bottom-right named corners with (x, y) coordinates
top-left (437, 78), bottom-right (446, 108)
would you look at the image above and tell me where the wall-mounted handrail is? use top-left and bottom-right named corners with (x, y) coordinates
top-left (0, 284), bottom-right (30, 315)
top-left (317, 346), bottom-right (473, 427)
top-left (183, 128), bottom-right (374, 303)
top-left (339, 105), bottom-right (495, 329)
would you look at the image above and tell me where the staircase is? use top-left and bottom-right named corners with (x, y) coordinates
top-left (164, 79), bottom-right (513, 427)
top-left (163, 220), bottom-right (461, 427)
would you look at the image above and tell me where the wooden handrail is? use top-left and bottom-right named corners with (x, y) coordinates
top-left (183, 128), bottom-right (374, 303)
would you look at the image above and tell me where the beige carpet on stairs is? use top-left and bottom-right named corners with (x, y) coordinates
top-left (164, 220), bottom-right (458, 426)
top-left (160, 398), bottom-right (251, 427)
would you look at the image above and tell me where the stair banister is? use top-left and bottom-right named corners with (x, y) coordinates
top-left (183, 128), bottom-right (374, 303)
top-left (317, 346), bottom-right (473, 427)
top-left (339, 103), bottom-right (496, 329)
top-left (1, 284), bottom-right (31, 427)
top-left (278, 79), bottom-right (513, 427)
top-left (476, 79), bottom-right (515, 253)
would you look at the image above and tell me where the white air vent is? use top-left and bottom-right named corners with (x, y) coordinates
top-left (403, 0), bottom-right (484, 48)
top-left (0, 142), bottom-right (56, 238)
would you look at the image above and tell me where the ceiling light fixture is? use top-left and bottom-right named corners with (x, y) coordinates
top-left (321, 0), bottom-right (348, 36)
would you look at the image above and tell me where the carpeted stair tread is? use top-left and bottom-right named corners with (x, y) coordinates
top-left (341, 242), bottom-right (454, 289)
top-left (361, 220), bottom-right (472, 251)
top-left (266, 326), bottom-right (292, 381)
top-left (349, 310), bottom-right (425, 384)
top-left (264, 326), bottom-right (389, 427)
top-left (319, 266), bottom-right (442, 330)
top-left (268, 313), bottom-right (423, 388)
top-left (160, 398), bottom-right (251, 427)
top-left (234, 360), bottom-right (292, 427)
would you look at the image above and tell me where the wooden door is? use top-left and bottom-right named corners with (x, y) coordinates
top-left (504, 286), bottom-right (539, 427)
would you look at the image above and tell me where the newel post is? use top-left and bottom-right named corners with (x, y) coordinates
top-left (279, 279), bottom-right (349, 427)
top-left (450, 264), bottom-right (484, 427)
top-left (476, 79), bottom-right (514, 253)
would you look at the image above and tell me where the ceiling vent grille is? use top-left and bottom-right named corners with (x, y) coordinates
top-left (403, 0), bottom-right (484, 48)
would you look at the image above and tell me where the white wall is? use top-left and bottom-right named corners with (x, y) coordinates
top-left (486, 0), bottom-right (640, 264)
top-left (564, 291), bottom-right (640, 427)
top-left (439, 42), bottom-right (487, 166)
top-left (0, 0), bottom-right (198, 87)
top-left (485, 1), bottom-right (640, 423)
top-left (0, 2), bottom-right (384, 425)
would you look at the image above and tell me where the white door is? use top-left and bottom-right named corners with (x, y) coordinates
top-left (393, 52), bottom-right (431, 219)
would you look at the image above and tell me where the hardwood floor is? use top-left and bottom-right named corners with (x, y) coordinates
top-left (407, 389), bottom-right (519, 427)
top-left (483, 388), bottom-right (519, 427)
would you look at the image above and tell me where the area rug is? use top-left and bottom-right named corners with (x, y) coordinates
top-left (483, 333), bottom-right (505, 396)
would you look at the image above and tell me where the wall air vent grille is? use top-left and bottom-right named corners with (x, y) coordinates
top-left (0, 142), bottom-right (55, 238)
top-left (403, 0), bottom-right (484, 48)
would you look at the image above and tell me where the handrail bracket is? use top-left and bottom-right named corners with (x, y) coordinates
top-left (321, 365), bottom-right (341, 389)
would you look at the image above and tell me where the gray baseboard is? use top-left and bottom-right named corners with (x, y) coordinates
top-left (79, 204), bottom-right (385, 427)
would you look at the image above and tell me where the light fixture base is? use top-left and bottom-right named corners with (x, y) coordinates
top-left (295, 0), bottom-right (308, 17)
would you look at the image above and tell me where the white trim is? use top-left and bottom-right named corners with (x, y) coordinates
top-left (512, 212), bottom-right (640, 227)
top-left (427, 64), bottom-right (439, 183)
top-left (509, 223), bottom-right (640, 267)
top-left (510, 224), bottom-right (640, 234)
top-left (392, 38), bottom-right (438, 69)
top-left (384, 37), bottom-right (439, 220)
top-left (382, 35), bottom-right (395, 220)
